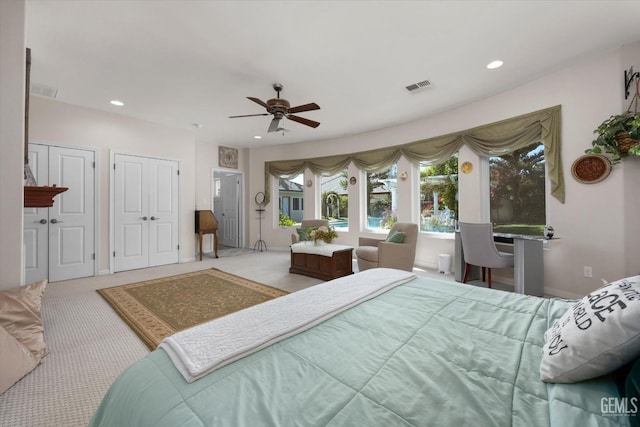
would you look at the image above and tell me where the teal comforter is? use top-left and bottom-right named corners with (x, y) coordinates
top-left (90, 275), bottom-right (629, 426)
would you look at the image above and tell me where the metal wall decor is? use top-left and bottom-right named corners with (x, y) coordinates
top-left (218, 146), bottom-right (238, 169)
top-left (625, 66), bottom-right (640, 100)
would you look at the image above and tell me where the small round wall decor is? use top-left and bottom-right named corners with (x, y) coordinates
top-left (461, 161), bottom-right (473, 174)
top-left (571, 154), bottom-right (611, 184)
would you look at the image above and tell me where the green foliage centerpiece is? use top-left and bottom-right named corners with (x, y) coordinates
top-left (309, 225), bottom-right (338, 244)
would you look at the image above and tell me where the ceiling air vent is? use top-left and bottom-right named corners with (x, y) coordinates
top-left (30, 83), bottom-right (59, 99)
top-left (405, 79), bottom-right (431, 92)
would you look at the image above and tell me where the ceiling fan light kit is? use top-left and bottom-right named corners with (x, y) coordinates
top-left (229, 83), bottom-right (320, 133)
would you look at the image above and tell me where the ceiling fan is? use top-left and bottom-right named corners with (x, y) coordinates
top-left (229, 83), bottom-right (320, 133)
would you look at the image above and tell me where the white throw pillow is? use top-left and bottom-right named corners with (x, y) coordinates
top-left (540, 275), bottom-right (640, 383)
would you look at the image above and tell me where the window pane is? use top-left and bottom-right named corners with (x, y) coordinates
top-left (278, 174), bottom-right (304, 226)
top-left (419, 155), bottom-right (458, 233)
top-left (366, 165), bottom-right (396, 230)
top-left (320, 171), bottom-right (349, 230)
top-left (490, 142), bottom-right (545, 235)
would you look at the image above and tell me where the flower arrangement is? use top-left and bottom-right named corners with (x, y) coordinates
top-left (309, 225), bottom-right (338, 244)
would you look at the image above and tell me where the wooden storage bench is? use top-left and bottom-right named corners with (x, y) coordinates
top-left (289, 242), bottom-right (354, 281)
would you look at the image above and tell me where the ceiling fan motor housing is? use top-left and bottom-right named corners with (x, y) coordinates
top-left (267, 98), bottom-right (290, 115)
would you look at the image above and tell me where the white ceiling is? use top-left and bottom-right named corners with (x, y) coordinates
top-left (25, 1), bottom-right (640, 149)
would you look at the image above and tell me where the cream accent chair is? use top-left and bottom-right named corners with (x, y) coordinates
top-left (291, 219), bottom-right (330, 244)
top-left (458, 222), bottom-right (514, 288)
top-left (355, 222), bottom-right (418, 272)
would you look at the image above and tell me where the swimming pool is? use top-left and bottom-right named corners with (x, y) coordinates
top-left (329, 217), bottom-right (384, 229)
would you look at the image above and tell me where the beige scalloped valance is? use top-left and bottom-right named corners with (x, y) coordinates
top-left (264, 105), bottom-right (563, 205)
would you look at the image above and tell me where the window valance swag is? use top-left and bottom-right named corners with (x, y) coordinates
top-left (264, 105), bottom-right (563, 205)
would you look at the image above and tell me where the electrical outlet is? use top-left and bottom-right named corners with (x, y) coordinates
top-left (584, 266), bottom-right (593, 278)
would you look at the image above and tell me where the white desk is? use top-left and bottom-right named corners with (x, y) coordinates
top-left (454, 232), bottom-right (545, 296)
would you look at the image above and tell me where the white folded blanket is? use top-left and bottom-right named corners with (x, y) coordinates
top-left (160, 268), bottom-right (416, 383)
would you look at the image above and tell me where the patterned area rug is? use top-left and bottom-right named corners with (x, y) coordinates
top-left (97, 268), bottom-right (287, 350)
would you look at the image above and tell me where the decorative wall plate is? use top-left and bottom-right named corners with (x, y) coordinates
top-left (461, 161), bottom-right (473, 174)
top-left (349, 176), bottom-right (357, 185)
top-left (571, 154), bottom-right (611, 184)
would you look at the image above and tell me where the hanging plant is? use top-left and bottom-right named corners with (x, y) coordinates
top-left (587, 78), bottom-right (640, 162)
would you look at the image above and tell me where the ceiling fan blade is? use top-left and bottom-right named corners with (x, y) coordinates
top-left (268, 118), bottom-right (281, 132)
top-left (229, 113), bottom-right (270, 118)
top-left (288, 102), bottom-right (320, 114)
top-left (247, 97), bottom-right (269, 109)
top-left (287, 114), bottom-right (320, 128)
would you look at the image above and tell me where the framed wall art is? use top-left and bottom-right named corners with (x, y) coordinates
top-left (218, 146), bottom-right (238, 169)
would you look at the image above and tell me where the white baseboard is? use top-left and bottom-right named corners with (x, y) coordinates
top-left (98, 269), bottom-right (111, 276)
top-left (181, 256), bottom-right (197, 263)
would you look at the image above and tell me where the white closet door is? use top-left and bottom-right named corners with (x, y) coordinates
top-left (114, 154), bottom-right (180, 272)
top-left (148, 158), bottom-right (179, 267)
top-left (24, 144), bottom-right (49, 284)
top-left (114, 154), bottom-right (149, 272)
top-left (48, 146), bottom-right (95, 282)
top-left (24, 144), bottom-right (95, 283)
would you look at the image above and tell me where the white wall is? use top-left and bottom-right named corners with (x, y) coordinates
top-left (194, 140), bottom-right (249, 252)
top-left (29, 96), bottom-right (198, 272)
top-left (249, 43), bottom-right (640, 298)
top-left (0, 0), bottom-right (26, 290)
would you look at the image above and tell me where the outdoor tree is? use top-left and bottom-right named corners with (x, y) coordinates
top-left (490, 143), bottom-right (545, 225)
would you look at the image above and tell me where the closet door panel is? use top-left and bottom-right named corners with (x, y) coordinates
top-left (114, 154), bottom-right (149, 272)
top-left (148, 158), bottom-right (179, 267)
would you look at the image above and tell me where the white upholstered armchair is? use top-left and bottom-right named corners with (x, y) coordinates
top-left (355, 222), bottom-right (418, 272)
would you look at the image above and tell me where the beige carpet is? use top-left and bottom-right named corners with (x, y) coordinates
top-left (97, 268), bottom-right (287, 350)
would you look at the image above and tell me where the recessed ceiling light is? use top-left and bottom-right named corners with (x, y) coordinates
top-left (486, 60), bottom-right (504, 70)
top-left (192, 123), bottom-right (203, 129)
top-left (254, 135), bottom-right (262, 139)
top-left (110, 100), bottom-right (124, 106)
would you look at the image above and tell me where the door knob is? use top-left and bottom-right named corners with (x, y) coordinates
top-left (34, 219), bottom-right (47, 224)
top-left (150, 216), bottom-right (160, 220)
top-left (50, 218), bottom-right (63, 224)
top-left (140, 216), bottom-right (148, 221)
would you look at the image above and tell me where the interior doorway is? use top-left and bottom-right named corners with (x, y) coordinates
top-left (213, 169), bottom-right (244, 248)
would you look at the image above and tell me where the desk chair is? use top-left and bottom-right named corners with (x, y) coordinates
top-left (459, 222), bottom-right (514, 288)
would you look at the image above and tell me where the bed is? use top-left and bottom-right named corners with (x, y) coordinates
top-left (90, 269), bottom-right (636, 427)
